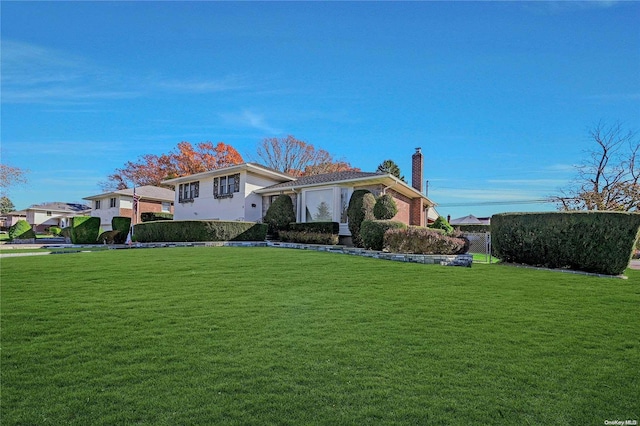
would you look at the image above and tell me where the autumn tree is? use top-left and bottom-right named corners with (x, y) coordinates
top-left (376, 159), bottom-right (406, 182)
top-left (256, 135), bottom-right (359, 176)
top-left (0, 164), bottom-right (28, 194)
top-left (552, 121), bottom-right (640, 211)
top-left (101, 141), bottom-right (244, 190)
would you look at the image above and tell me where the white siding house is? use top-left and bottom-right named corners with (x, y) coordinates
top-left (163, 163), bottom-right (294, 222)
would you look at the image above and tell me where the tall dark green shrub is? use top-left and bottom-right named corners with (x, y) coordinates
top-left (360, 220), bottom-right (407, 251)
top-left (8, 220), bottom-right (35, 240)
top-left (71, 216), bottom-right (101, 244)
top-left (263, 195), bottom-right (296, 236)
top-left (111, 216), bottom-right (131, 244)
top-left (347, 190), bottom-right (375, 247)
top-left (373, 194), bottom-right (398, 220)
top-left (491, 212), bottom-right (640, 276)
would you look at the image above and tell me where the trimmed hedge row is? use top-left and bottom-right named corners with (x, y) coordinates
top-left (491, 212), bottom-right (640, 276)
top-left (279, 231), bottom-right (339, 245)
top-left (360, 220), bottom-right (407, 251)
top-left (288, 222), bottom-right (339, 235)
top-left (133, 220), bottom-right (267, 242)
top-left (141, 212), bottom-right (174, 222)
top-left (71, 216), bottom-right (101, 244)
top-left (385, 227), bottom-right (469, 255)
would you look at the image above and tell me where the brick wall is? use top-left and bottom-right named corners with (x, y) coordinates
top-left (388, 189), bottom-right (410, 225)
top-left (121, 200), bottom-right (173, 224)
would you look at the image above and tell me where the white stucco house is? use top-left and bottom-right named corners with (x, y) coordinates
top-left (163, 149), bottom-right (438, 237)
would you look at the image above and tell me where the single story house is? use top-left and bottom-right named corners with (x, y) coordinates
top-left (84, 185), bottom-right (175, 231)
top-left (164, 149), bottom-right (437, 238)
top-left (17, 202), bottom-right (92, 233)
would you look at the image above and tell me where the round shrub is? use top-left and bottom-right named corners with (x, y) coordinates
top-left (360, 220), bottom-right (407, 251)
top-left (8, 220), bottom-right (35, 240)
top-left (263, 195), bottom-right (296, 237)
top-left (373, 194), bottom-right (398, 220)
top-left (48, 226), bottom-right (62, 236)
top-left (347, 190), bottom-right (375, 247)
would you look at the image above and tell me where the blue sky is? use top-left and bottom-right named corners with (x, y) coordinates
top-left (2, 1), bottom-right (639, 220)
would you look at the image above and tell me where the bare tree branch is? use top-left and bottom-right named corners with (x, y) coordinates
top-left (552, 121), bottom-right (639, 211)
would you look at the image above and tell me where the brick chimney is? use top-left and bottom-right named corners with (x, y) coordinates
top-left (412, 147), bottom-right (423, 193)
top-left (410, 148), bottom-right (425, 226)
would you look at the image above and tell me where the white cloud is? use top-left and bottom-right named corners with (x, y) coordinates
top-left (220, 110), bottom-right (281, 135)
top-left (157, 75), bottom-right (249, 94)
top-left (1, 40), bottom-right (141, 104)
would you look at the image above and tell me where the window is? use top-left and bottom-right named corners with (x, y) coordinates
top-left (110, 197), bottom-right (117, 208)
top-left (161, 202), bottom-right (171, 213)
top-left (340, 188), bottom-right (350, 223)
top-left (46, 211), bottom-right (52, 216)
top-left (95, 200), bottom-right (101, 210)
top-left (178, 181), bottom-right (199, 202)
top-left (213, 173), bottom-right (240, 199)
top-left (305, 189), bottom-right (333, 222)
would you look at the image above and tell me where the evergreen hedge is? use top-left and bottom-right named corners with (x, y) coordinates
top-left (263, 195), bottom-right (296, 236)
top-left (288, 222), bottom-right (339, 234)
top-left (373, 194), bottom-right (398, 220)
top-left (71, 216), bottom-right (101, 244)
top-left (347, 190), bottom-right (375, 247)
top-left (360, 220), bottom-right (407, 251)
top-left (141, 212), bottom-right (174, 222)
top-left (133, 220), bottom-right (267, 243)
top-left (112, 216), bottom-right (131, 244)
top-left (8, 220), bottom-right (36, 240)
top-left (279, 231), bottom-right (339, 245)
top-left (456, 224), bottom-right (490, 233)
top-left (491, 212), bottom-right (640, 276)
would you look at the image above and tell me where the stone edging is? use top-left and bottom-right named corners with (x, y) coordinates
top-left (110, 240), bottom-right (473, 267)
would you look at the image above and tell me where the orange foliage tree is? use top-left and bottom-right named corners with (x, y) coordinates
top-left (101, 142), bottom-right (244, 190)
top-left (256, 135), bottom-right (359, 177)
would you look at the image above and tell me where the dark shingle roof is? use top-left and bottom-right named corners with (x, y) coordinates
top-left (264, 171), bottom-right (385, 190)
top-left (28, 202), bottom-right (91, 213)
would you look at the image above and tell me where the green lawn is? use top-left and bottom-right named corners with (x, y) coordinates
top-left (2, 247), bottom-right (638, 425)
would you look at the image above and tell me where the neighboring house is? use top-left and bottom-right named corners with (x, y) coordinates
top-left (164, 149), bottom-right (437, 237)
top-left (83, 186), bottom-right (175, 231)
top-left (450, 214), bottom-right (491, 226)
top-left (4, 210), bottom-right (27, 229)
top-left (19, 202), bottom-right (92, 233)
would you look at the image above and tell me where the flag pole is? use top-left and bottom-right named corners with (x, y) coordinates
top-left (126, 183), bottom-right (136, 246)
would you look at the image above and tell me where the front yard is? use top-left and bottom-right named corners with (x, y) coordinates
top-left (2, 247), bottom-right (638, 424)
